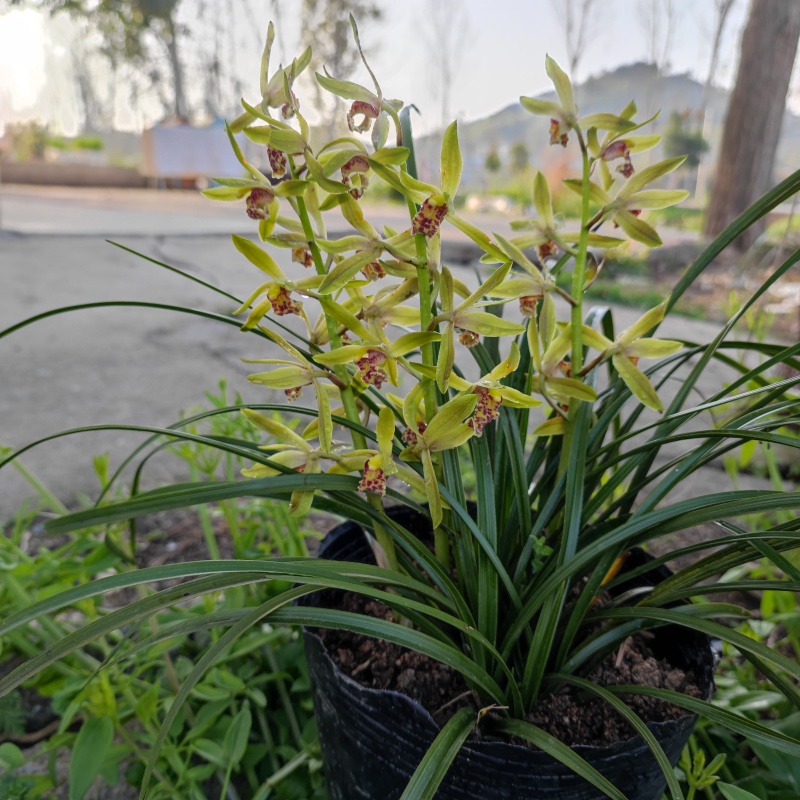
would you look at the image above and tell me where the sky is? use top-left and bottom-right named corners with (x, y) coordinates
top-left (1, 0), bottom-right (798, 137)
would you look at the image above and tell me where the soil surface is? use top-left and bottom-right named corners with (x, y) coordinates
top-left (318, 592), bottom-right (704, 748)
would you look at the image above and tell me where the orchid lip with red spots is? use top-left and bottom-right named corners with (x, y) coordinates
top-left (268, 286), bottom-right (303, 316)
top-left (469, 387), bottom-right (502, 436)
top-left (412, 197), bottom-right (448, 237)
top-left (268, 145), bottom-right (287, 179)
top-left (358, 458), bottom-right (386, 495)
top-left (347, 101), bottom-right (379, 133)
top-left (341, 155), bottom-right (371, 199)
top-left (356, 349), bottom-right (389, 388)
top-left (245, 188), bottom-right (275, 219)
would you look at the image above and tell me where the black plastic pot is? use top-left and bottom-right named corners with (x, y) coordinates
top-left (301, 507), bottom-right (717, 800)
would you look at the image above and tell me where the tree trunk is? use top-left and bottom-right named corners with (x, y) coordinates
top-left (704, 0), bottom-right (800, 249)
top-left (165, 17), bottom-right (187, 119)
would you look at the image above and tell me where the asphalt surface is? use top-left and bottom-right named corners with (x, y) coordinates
top-left (0, 185), bottom-right (786, 520)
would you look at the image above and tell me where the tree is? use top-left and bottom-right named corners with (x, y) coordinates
top-left (424, 0), bottom-right (470, 129)
top-left (484, 146), bottom-right (501, 174)
top-left (5, 0), bottom-right (189, 119)
top-left (550, 0), bottom-right (597, 81)
top-left (704, 0), bottom-right (800, 248)
top-left (662, 111), bottom-right (709, 170)
top-left (510, 141), bottom-right (530, 172)
top-left (636, 0), bottom-right (676, 74)
top-left (701, 0), bottom-right (737, 110)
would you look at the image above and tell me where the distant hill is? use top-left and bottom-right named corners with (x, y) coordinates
top-left (412, 62), bottom-right (800, 194)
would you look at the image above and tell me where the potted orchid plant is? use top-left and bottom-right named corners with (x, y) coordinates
top-left (2, 16), bottom-right (800, 800)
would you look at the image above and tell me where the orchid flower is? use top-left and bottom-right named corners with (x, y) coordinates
top-left (564, 157), bottom-right (689, 247)
top-left (243, 329), bottom-right (338, 451)
top-left (227, 22), bottom-right (312, 130)
top-left (313, 301), bottom-right (439, 389)
top-left (399, 395), bottom-right (479, 527)
top-left (202, 124), bottom-right (310, 240)
top-left (520, 56), bottom-right (636, 148)
top-left (586, 101), bottom-right (661, 189)
top-left (229, 235), bottom-right (323, 326)
top-left (239, 410), bottom-right (335, 516)
top-left (509, 171), bottom-right (623, 261)
top-left (430, 264), bottom-right (525, 392)
top-left (526, 310), bottom-right (598, 436)
top-left (413, 343), bottom-right (541, 437)
top-left (315, 16), bottom-right (403, 150)
top-left (579, 300), bottom-right (683, 412)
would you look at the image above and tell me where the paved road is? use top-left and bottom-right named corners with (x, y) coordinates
top-left (0, 185), bottom-right (784, 520)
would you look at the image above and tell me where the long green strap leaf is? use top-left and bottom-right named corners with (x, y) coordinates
top-left (0, 558), bottom-right (450, 636)
top-left (604, 685), bottom-right (800, 757)
top-left (553, 674), bottom-right (684, 800)
top-left (398, 707), bottom-right (476, 800)
top-left (491, 719), bottom-right (628, 800)
top-left (502, 491), bottom-right (800, 658)
top-left (593, 607), bottom-right (800, 679)
top-left (272, 607), bottom-right (507, 703)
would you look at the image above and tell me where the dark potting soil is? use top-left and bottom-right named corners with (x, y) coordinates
top-left (317, 593), bottom-right (704, 749)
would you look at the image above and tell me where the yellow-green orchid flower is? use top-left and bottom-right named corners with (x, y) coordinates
top-left (313, 302), bottom-right (440, 389)
top-left (525, 311), bottom-right (598, 436)
top-left (227, 22), bottom-right (311, 130)
top-left (509, 171), bottom-right (623, 261)
top-left (314, 17), bottom-right (403, 150)
top-left (520, 56), bottom-right (636, 149)
top-left (489, 233), bottom-right (576, 317)
top-left (243, 329), bottom-right (337, 452)
top-left (240, 410), bottom-right (334, 516)
top-left (306, 140), bottom-right (410, 201)
top-left (564, 157), bottom-right (688, 247)
top-left (413, 343), bottom-right (541, 437)
top-left (431, 264), bottom-right (525, 392)
top-left (579, 301), bottom-right (683, 412)
top-left (399, 394), bottom-right (479, 527)
top-left (230, 235), bottom-right (323, 326)
top-left (345, 278), bottom-right (420, 336)
top-left (394, 120), bottom-right (463, 239)
top-left (584, 100), bottom-right (661, 189)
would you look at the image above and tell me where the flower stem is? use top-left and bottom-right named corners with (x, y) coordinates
top-left (559, 134), bottom-right (592, 477)
top-left (289, 155), bottom-right (397, 572)
top-left (401, 169), bottom-right (448, 567)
